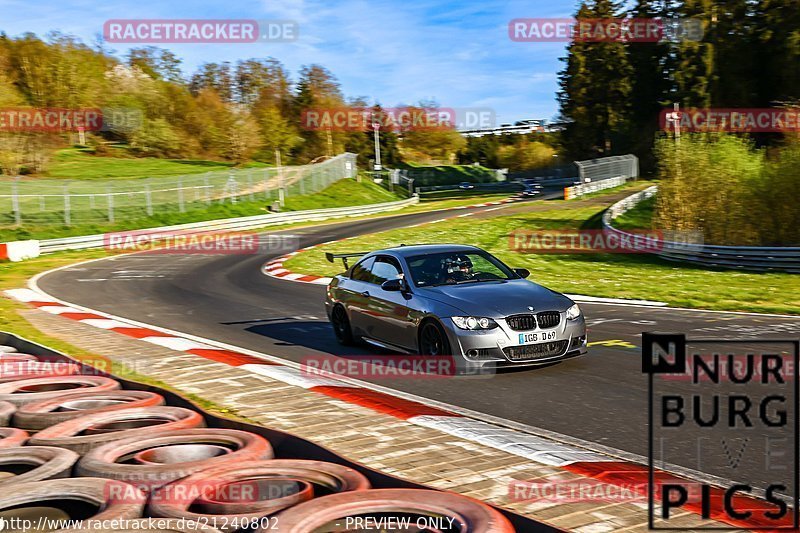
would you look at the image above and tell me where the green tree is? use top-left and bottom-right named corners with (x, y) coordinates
top-left (399, 103), bottom-right (466, 163)
top-left (558, 0), bottom-right (633, 159)
top-left (291, 65), bottom-right (345, 162)
top-left (624, 0), bottom-right (673, 171)
top-left (673, 0), bottom-right (714, 107)
top-left (496, 139), bottom-right (556, 171)
top-left (752, 0), bottom-right (800, 107)
top-left (190, 62), bottom-right (233, 102)
top-left (127, 47), bottom-right (183, 83)
top-left (458, 135), bottom-right (501, 167)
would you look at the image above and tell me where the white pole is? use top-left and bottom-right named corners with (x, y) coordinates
top-left (372, 118), bottom-right (382, 171)
top-left (276, 150), bottom-right (285, 207)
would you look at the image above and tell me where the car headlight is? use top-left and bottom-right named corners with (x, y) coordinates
top-left (566, 303), bottom-right (582, 320)
top-left (452, 316), bottom-right (498, 330)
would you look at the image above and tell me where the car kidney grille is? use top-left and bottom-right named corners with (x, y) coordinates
top-left (503, 340), bottom-right (568, 361)
top-left (536, 311), bottom-right (561, 329)
top-left (505, 314), bottom-right (537, 331)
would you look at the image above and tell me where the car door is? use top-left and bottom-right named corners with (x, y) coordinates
top-left (361, 255), bottom-right (417, 350)
top-left (337, 256), bottom-right (375, 337)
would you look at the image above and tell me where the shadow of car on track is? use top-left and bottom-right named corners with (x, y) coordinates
top-left (231, 318), bottom-right (586, 377)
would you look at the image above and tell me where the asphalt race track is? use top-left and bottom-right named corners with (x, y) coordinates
top-left (37, 197), bottom-right (800, 492)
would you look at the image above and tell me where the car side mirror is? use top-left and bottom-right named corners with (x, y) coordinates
top-left (513, 268), bottom-right (530, 279)
top-left (381, 279), bottom-right (405, 291)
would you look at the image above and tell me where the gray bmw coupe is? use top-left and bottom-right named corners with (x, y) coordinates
top-left (324, 244), bottom-right (587, 371)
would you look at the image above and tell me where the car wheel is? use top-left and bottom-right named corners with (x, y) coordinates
top-left (331, 305), bottom-right (354, 346)
top-left (419, 321), bottom-right (451, 356)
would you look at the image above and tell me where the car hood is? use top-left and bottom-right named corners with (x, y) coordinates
top-left (418, 279), bottom-right (573, 317)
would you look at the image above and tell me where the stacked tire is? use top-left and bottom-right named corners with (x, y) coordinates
top-left (0, 343), bottom-right (516, 532)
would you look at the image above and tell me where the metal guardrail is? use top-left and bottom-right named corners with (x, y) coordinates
top-left (604, 186), bottom-right (800, 273)
top-left (39, 196), bottom-right (420, 253)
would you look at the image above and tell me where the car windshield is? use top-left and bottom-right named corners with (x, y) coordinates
top-left (406, 251), bottom-right (516, 287)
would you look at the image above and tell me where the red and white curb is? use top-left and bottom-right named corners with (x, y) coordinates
top-left (4, 286), bottom-right (604, 467)
top-left (264, 249), bottom-right (333, 285)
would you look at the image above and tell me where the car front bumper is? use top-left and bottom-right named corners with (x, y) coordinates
top-left (441, 313), bottom-right (587, 367)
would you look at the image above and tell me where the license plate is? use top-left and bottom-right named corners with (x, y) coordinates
top-left (518, 330), bottom-right (557, 345)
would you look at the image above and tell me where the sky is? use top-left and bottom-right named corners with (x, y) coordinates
top-left (0, 0), bottom-right (581, 124)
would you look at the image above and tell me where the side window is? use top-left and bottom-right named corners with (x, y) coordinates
top-left (350, 257), bottom-right (375, 282)
top-left (370, 256), bottom-right (403, 285)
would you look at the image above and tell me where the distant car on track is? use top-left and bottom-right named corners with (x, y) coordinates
top-left (324, 244), bottom-right (587, 372)
top-left (520, 184), bottom-right (543, 197)
top-left (458, 181), bottom-right (475, 190)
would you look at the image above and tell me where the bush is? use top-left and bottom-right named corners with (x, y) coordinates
top-left (496, 140), bottom-right (556, 171)
top-left (655, 134), bottom-right (799, 246)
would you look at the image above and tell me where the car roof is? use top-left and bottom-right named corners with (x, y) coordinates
top-left (378, 244), bottom-right (482, 258)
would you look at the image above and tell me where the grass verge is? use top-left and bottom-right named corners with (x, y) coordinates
top-left (613, 195), bottom-right (655, 230)
top-left (45, 147), bottom-right (265, 179)
top-left (284, 187), bottom-right (798, 315)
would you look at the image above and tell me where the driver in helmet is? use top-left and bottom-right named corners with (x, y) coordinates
top-left (441, 255), bottom-right (474, 283)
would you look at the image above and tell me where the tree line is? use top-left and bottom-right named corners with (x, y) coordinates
top-left (558, 0), bottom-right (800, 169)
top-left (558, 0), bottom-right (800, 245)
top-left (0, 33), bottom-right (469, 174)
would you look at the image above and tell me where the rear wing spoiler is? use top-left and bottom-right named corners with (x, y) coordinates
top-left (325, 252), bottom-right (370, 269)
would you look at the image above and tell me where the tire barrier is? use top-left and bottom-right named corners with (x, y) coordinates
top-left (29, 406), bottom-right (205, 454)
top-left (0, 478), bottom-right (145, 523)
top-left (0, 376), bottom-right (121, 407)
top-left (267, 488), bottom-right (516, 532)
top-left (76, 429), bottom-right (275, 492)
top-left (0, 361), bottom-right (81, 383)
top-left (0, 426), bottom-right (28, 447)
top-left (0, 446), bottom-right (79, 485)
top-left (0, 400), bottom-right (15, 426)
top-left (14, 390), bottom-right (165, 431)
top-left (57, 518), bottom-right (223, 532)
top-left (148, 459), bottom-right (371, 529)
top-left (0, 332), bottom-right (552, 532)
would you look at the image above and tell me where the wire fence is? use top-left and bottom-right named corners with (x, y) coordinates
top-left (575, 154), bottom-right (639, 183)
top-left (0, 153), bottom-right (358, 228)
